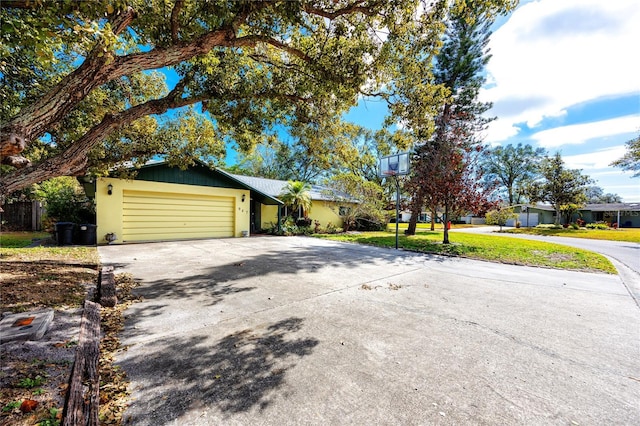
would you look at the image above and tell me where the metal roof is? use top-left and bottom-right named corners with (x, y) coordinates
top-left (228, 174), bottom-right (357, 203)
top-left (524, 203), bottom-right (640, 212)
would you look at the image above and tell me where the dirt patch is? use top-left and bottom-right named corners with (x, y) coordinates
top-left (0, 309), bottom-right (81, 425)
top-left (0, 262), bottom-right (95, 313)
top-left (0, 246), bottom-right (99, 425)
top-left (532, 250), bottom-right (575, 262)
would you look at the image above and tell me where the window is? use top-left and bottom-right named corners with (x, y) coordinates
top-left (339, 206), bottom-right (352, 216)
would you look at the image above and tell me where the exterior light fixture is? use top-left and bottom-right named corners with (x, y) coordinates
top-left (107, 183), bottom-right (113, 195)
top-left (242, 194), bottom-right (245, 202)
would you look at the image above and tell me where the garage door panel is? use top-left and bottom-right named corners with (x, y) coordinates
top-left (122, 229), bottom-right (234, 242)
top-left (123, 196), bottom-right (233, 208)
top-left (122, 189), bottom-right (235, 242)
top-left (123, 219), bottom-right (234, 228)
top-left (123, 205), bottom-right (233, 216)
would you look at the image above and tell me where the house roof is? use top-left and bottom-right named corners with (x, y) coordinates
top-left (114, 159), bottom-right (355, 204)
top-left (584, 202), bottom-right (640, 212)
top-left (228, 173), bottom-right (356, 203)
top-left (523, 203), bottom-right (640, 212)
top-left (118, 160), bottom-right (283, 205)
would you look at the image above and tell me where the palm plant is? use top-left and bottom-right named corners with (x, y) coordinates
top-left (280, 181), bottom-right (312, 218)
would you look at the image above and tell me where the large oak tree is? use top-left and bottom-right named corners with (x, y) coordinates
top-left (0, 0), bottom-right (420, 196)
top-left (0, 0), bottom-right (516, 199)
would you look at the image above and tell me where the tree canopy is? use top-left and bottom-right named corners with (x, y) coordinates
top-left (610, 134), bottom-right (640, 178)
top-left (585, 185), bottom-right (622, 204)
top-left (279, 180), bottom-right (312, 218)
top-left (528, 153), bottom-right (593, 225)
top-left (0, 0), bottom-right (517, 198)
top-left (401, 0), bottom-right (505, 242)
top-left (480, 143), bottom-right (546, 205)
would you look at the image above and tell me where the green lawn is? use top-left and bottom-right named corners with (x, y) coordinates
top-left (314, 231), bottom-right (617, 274)
top-left (387, 223), bottom-right (475, 231)
top-left (501, 227), bottom-right (640, 243)
top-left (1, 231), bottom-right (51, 248)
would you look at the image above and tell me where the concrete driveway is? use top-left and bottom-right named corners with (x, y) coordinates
top-left (452, 226), bottom-right (640, 305)
top-left (99, 236), bottom-right (640, 425)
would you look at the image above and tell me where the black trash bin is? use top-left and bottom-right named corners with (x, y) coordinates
top-left (76, 224), bottom-right (97, 245)
top-left (55, 222), bottom-right (75, 246)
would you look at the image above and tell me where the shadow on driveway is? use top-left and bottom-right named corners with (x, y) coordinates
top-left (118, 317), bottom-right (318, 425)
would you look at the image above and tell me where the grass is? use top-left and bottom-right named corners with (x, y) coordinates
top-left (502, 227), bottom-right (640, 243)
top-left (1, 234), bottom-right (99, 312)
top-left (387, 223), bottom-right (475, 231)
top-left (1, 231), bottom-right (51, 248)
top-left (314, 231), bottom-right (617, 274)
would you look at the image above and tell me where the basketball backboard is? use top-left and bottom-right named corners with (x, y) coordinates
top-left (379, 152), bottom-right (410, 177)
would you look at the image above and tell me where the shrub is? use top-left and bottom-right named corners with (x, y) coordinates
top-left (355, 214), bottom-right (387, 231)
top-left (33, 177), bottom-right (95, 226)
top-left (585, 222), bottom-right (609, 230)
top-left (325, 222), bottom-right (338, 234)
top-left (485, 208), bottom-right (518, 230)
top-left (571, 223), bottom-right (579, 230)
top-left (296, 217), bottom-right (312, 227)
top-left (536, 224), bottom-right (563, 229)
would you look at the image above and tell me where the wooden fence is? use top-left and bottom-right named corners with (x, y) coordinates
top-left (0, 201), bottom-right (44, 231)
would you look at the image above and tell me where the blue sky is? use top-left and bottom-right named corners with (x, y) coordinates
top-left (344, 0), bottom-right (640, 201)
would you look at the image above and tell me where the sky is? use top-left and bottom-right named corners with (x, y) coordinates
top-left (345, 0), bottom-right (640, 201)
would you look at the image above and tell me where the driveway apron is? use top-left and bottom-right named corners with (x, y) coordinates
top-left (98, 236), bottom-right (640, 425)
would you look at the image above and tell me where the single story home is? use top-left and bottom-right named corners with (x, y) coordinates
top-left (228, 173), bottom-right (351, 231)
top-left (509, 203), bottom-right (640, 228)
top-left (89, 160), bottom-right (352, 244)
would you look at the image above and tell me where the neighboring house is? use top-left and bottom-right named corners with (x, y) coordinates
top-left (229, 173), bottom-right (355, 231)
top-left (89, 161), bottom-right (353, 244)
top-left (510, 203), bottom-right (640, 228)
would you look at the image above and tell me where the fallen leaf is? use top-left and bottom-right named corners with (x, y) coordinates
top-left (20, 399), bottom-right (38, 413)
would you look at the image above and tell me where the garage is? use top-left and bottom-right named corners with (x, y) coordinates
top-left (122, 189), bottom-right (235, 242)
top-left (94, 160), bottom-right (282, 244)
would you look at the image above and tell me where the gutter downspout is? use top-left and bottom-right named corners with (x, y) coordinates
top-left (278, 206), bottom-right (282, 233)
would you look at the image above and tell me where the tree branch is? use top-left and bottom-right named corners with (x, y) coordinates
top-left (1, 6), bottom-right (137, 157)
top-left (234, 35), bottom-right (312, 63)
top-left (1, 89), bottom-right (205, 196)
top-left (0, 0), bottom-right (37, 9)
top-left (170, 0), bottom-right (184, 43)
top-left (303, 1), bottom-right (380, 19)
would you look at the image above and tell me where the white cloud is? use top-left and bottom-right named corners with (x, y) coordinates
top-left (562, 145), bottom-right (626, 169)
top-left (562, 145), bottom-right (640, 201)
top-left (530, 115), bottom-right (640, 148)
top-left (482, 0), bottom-right (640, 142)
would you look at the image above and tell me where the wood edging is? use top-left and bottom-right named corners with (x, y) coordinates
top-left (62, 300), bottom-right (101, 426)
top-left (98, 266), bottom-right (117, 307)
top-left (63, 266), bottom-right (119, 424)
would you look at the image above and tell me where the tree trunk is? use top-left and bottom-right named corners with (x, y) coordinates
top-left (554, 206), bottom-right (561, 225)
top-left (442, 204), bottom-right (450, 244)
top-left (406, 193), bottom-right (423, 236)
top-left (430, 208), bottom-right (436, 231)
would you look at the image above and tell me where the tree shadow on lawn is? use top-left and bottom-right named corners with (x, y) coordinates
top-left (118, 317), bottom-right (318, 425)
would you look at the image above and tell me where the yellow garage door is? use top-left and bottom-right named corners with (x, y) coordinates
top-left (122, 190), bottom-right (235, 242)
